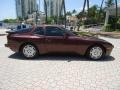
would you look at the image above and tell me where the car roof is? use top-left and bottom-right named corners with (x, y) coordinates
top-left (31, 25), bottom-right (65, 32)
top-left (36, 24), bottom-right (65, 28)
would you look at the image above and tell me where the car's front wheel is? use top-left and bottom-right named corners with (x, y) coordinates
top-left (87, 46), bottom-right (105, 60)
top-left (22, 44), bottom-right (38, 59)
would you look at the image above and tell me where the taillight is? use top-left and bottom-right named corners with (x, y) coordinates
top-left (7, 33), bottom-right (14, 43)
top-left (7, 34), bottom-right (11, 39)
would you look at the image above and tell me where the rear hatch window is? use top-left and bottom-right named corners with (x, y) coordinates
top-left (6, 28), bottom-right (32, 34)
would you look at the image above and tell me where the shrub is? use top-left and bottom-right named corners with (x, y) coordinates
top-left (104, 24), bottom-right (113, 32)
top-left (83, 18), bottom-right (97, 25)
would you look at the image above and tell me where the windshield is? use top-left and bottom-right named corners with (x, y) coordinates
top-left (60, 27), bottom-right (76, 36)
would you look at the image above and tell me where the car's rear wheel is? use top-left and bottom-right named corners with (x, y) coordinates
top-left (22, 44), bottom-right (38, 59)
top-left (87, 46), bottom-right (104, 60)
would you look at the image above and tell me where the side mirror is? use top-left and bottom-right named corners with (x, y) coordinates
top-left (64, 33), bottom-right (69, 39)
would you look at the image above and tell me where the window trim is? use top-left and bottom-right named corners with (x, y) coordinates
top-left (34, 27), bottom-right (45, 36)
top-left (45, 26), bottom-right (65, 36)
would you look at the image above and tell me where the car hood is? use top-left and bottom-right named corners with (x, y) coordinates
top-left (70, 35), bottom-right (110, 43)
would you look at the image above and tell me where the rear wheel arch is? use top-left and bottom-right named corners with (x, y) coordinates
top-left (19, 42), bottom-right (39, 53)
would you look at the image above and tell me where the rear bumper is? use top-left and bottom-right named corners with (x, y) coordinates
top-left (5, 43), bottom-right (19, 52)
top-left (5, 44), bottom-right (9, 47)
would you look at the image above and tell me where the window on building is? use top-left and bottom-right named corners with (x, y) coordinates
top-left (18, 0), bottom-right (21, 5)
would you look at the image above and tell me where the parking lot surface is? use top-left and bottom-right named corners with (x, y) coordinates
top-left (0, 36), bottom-right (120, 90)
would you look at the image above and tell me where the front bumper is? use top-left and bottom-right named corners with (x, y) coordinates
top-left (105, 46), bottom-right (114, 56)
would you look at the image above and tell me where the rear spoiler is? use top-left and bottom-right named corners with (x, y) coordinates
top-left (6, 28), bottom-right (32, 34)
top-left (6, 30), bottom-right (17, 34)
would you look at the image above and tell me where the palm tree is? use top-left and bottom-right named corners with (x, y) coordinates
top-left (61, 0), bottom-right (66, 27)
top-left (115, 0), bottom-right (118, 29)
top-left (115, 0), bottom-right (118, 19)
top-left (105, 0), bottom-right (114, 7)
top-left (98, 0), bottom-right (105, 22)
top-left (83, 0), bottom-right (86, 15)
top-left (86, 0), bottom-right (89, 16)
top-left (82, 0), bottom-right (89, 17)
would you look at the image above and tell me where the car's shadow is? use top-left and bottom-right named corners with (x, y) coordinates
top-left (8, 53), bottom-right (115, 62)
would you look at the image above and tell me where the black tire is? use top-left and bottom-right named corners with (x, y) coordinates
top-left (22, 44), bottom-right (38, 59)
top-left (86, 45), bottom-right (105, 60)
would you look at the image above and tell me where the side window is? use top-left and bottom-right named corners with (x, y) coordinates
top-left (46, 27), bottom-right (65, 36)
top-left (34, 27), bottom-right (44, 35)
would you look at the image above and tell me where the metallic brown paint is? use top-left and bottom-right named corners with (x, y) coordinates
top-left (5, 25), bottom-right (114, 57)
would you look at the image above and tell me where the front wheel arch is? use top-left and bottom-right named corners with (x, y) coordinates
top-left (85, 44), bottom-right (106, 59)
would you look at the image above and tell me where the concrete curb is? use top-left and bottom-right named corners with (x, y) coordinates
top-left (90, 32), bottom-right (120, 39)
top-left (99, 34), bottom-right (120, 39)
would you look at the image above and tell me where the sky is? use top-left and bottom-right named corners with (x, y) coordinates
top-left (0, 0), bottom-right (117, 20)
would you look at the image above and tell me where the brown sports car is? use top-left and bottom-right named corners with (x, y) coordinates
top-left (5, 25), bottom-right (114, 60)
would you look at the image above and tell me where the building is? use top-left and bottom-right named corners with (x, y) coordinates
top-left (45, 0), bottom-right (64, 17)
top-left (15, 0), bottom-right (37, 19)
top-left (27, 11), bottom-right (46, 24)
top-left (66, 16), bottom-right (78, 31)
top-left (104, 3), bottom-right (120, 26)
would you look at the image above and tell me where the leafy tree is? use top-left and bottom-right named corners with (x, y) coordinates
top-left (117, 18), bottom-right (120, 24)
top-left (3, 19), bottom-right (17, 23)
top-left (18, 17), bottom-right (23, 21)
top-left (89, 5), bottom-right (98, 18)
top-left (66, 11), bottom-right (72, 16)
top-left (105, 0), bottom-right (114, 8)
top-left (72, 9), bottom-right (77, 15)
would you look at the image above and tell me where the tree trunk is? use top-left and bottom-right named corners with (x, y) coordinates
top-left (86, 0), bottom-right (89, 17)
top-left (83, 0), bottom-right (86, 13)
top-left (115, 0), bottom-right (118, 29)
top-left (82, 0), bottom-right (89, 17)
top-left (98, 0), bottom-right (104, 22)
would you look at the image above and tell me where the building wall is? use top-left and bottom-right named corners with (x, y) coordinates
top-left (45, 0), bottom-right (64, 17)
top-left (16, 0), bottom-right (36, 19)
top-left (16, 0), bottom-right (22, 18)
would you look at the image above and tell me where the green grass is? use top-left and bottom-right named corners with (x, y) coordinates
top-left (73, 31), bottom-right (96, 36)
top-left (114, 29), bottom-right (120, 32)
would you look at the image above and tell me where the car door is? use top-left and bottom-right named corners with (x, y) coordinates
top-left (33, 27), bottom-right (46, 54)
top-left (62, 31), bottom-right (90, 55)
top-left (59, 28), bottom-right (82, 54)
top-left (44, 26), bottom-right (67, 53)
top-left (57, 28), bottom-right (87, 55)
